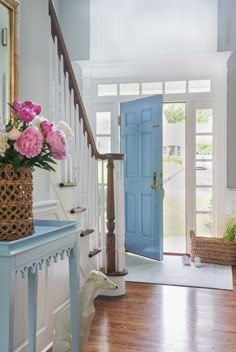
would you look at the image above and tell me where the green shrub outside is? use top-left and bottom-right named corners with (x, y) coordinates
top-left (223, 217), bottom-right (236, 241)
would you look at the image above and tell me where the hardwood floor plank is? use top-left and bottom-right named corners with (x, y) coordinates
top-left (48, 267), bottom-right (236, 351)
top-left (86, 267), bottom-right (236, 352)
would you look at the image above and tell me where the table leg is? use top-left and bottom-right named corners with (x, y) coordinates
top-left (28, 268), bottom-right (38, 352)
top-left (0, 257), bottom-right (15, 352)
top-left (69, 240), bottom-right (80, 352)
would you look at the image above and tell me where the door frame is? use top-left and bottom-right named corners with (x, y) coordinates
top-left (83, 57), bottom-right (228, 245)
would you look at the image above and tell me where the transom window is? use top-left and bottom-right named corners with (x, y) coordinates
top-left (97, 80), bottom-right (211, 96)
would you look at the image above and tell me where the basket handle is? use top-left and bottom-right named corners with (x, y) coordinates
top-left (190, 230), bottom-right (196, 239)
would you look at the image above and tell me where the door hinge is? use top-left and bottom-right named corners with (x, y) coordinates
top-left (117, 115), bottom-right (121, 126)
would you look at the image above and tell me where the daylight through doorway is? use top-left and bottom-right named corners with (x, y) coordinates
top-left (163, 102), bottom-right (186, 253)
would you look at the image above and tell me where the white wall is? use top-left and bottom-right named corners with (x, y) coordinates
top-left (90, 0), bottom-right (218, 61)
top-left (53, 0), bottom-right (90, 61)
top-left (52, 0), bottom-right (60, 16)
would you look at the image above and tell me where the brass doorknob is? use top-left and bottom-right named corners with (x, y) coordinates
top-left (151, 171), bottom-right (158, 191)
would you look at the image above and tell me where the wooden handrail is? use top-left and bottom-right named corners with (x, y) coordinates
top-left (48, 0), bottom-right (124, 162)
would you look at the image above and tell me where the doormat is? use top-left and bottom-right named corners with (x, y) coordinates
top-left (125, 253), bottom-right (233, 290)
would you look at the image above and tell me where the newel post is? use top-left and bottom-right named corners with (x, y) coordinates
top-left (106, 159), bottom-right (116, 273)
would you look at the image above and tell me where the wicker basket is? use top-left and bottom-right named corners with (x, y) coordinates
top-left (0, 165), bottom-right (34, 241)
top-left (190, 230), bottom-right (236, 265)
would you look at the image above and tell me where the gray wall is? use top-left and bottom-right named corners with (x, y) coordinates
top-left (218, 0), bottom-right (236, 51)
top-left (56, 0), bottom-right (90, 61)
top-left (0, 4), bottom-right (9, 123)
top-left (218, 0), bottom-right (236, 188)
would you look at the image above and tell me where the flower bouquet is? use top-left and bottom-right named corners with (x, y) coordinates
top-left (0, 100), bottom-right (72, 171)
top-left (0, 100), bottom-right (72, 241)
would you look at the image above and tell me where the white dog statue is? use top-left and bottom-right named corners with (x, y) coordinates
top-left (53, 270), bottom-right (118, 352)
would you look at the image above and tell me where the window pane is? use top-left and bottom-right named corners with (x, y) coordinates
top-left (189, 80), bottom-right (211, 93)
top-left (98, 161), bottom-right (102, 184)
top-left (163, 102), bottom-right (186, 253)
top-left (98, 84), bottom-right (117, 96)
top-left (98, 208), bottom-right (107, 232)
top-left (163, 103), bottom-right (186, 124)
top-left (102, 161), bottom-right (107, 184)
top-left (196, 135), bottom-right (212, 160)
top-left (196, 213), bottom-right (212, 236)
top-left (196, 187), bottom-right (212, 212)
top-left (196, 161), bottom-right (212, 186)
top-left (96, 136), bottom-right (111, 154)
top-left (196, 109), bottom-right (212, 133)
top-left (120, 83), bottom-right (139, 96)
top-left (165, 81), bottom-right (186, 94)
top-left (96, 112), bottom-right (111, 135)
top-left (98, 161), bottom-right (107, 184)
top-left (142, 82), bottom-right (162, 95)
top-left (98, 184), bottom-right (107, 210)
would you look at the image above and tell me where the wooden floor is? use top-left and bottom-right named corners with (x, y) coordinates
top-left (85, 267), bottom-right (236, 352)
top-left (49, 267), bottom-right (236, 351)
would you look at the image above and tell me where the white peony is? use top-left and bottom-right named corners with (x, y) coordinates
top-left (56, 121), bottom-right (73, 141)
top-left (31, 115), bottom-right (47, 129)
top-left (7, 128), bottom-right (22, 141)
top-left (0, 132), bottom-right (10, 157)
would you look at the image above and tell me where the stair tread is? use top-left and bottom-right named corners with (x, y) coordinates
top-left (59, 182), bottom-right (77, 187)
top-left (70, 207), bottom-right (86, 214)
top-left (89, 248), bottom-right (101, 258)
top-left (80, 229), bottom-right (94, 237)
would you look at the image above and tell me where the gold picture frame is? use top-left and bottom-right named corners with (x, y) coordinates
top-left (0, 0), bottom-right (19, 121)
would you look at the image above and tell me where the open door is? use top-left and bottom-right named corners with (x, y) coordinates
top-left (120, 95), bottom-right (163, 260)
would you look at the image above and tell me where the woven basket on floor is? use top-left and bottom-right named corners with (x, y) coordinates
top-left (190, 230), bottom-right (236, 265)
top-left (0, 164), bottom-right (34, 241)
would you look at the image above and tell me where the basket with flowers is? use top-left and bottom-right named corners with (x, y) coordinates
top-left (0, 100), bottom-right (73, 240)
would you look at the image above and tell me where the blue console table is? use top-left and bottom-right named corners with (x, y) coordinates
top-left (0, 219), bottom-right (81, 352)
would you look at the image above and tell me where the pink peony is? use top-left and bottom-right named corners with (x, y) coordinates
top-left (11, 100), bottom-right (22, 114)
top-left (19, 108), bottom-right (36, 123)
top-left (46, 129), bottom-right (68, 160)
top-left (14, 126), bottom-right (43, 158)
top-left (12, 100), bottom-right (42, 122)
top-left (34, 104), bottom-right (41, 115)
top-left (22, 101), bottom-right (41, 115)
top-left (41, 120), bottom-right (54, 138)
top-left (7, 128), bottom-right (22, 141)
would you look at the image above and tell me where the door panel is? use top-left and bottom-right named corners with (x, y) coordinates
top-left (141, 132), bottom-right (152, 176)
top-left (121, 95), bottom-right (163, 260)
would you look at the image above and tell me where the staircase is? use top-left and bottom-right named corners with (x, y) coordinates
top-left (48, 0), bottom-right (127, 282)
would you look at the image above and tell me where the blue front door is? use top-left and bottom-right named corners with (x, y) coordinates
top-left (120, 95), bottom-right (163, 260)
